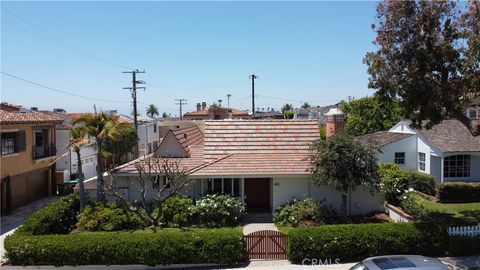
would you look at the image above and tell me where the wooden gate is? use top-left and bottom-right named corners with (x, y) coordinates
top-left (245, 230), bottom-right (287, 260)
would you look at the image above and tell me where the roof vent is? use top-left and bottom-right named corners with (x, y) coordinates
top-left (184, 133), bottom-right (187, 139)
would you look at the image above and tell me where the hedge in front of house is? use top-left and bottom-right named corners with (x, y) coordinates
top-left (17, 192), bottom-right (80, 235)
top-left (287, 222), bottom-right (447, 263)
top-left (438, 182), bottom-right (480, 203)
top-left (5, 228), bottom-right (244, 266)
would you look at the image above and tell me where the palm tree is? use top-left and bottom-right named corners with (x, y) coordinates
top-left (73, 112), bottom-right (121, 202)
top-left (67, 126), bottom-right (89, 209)
top-left (146, 104), bottom-right (159, 118)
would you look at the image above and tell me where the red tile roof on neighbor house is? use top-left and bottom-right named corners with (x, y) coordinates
top-left (172, 126), bottom-right (204, 152)
top-left (184, 107), bottom-right (249, 117)
top-left (0, 109), bottom-right (63, 124)
top-left (115, 120), bottom-right (319, 177)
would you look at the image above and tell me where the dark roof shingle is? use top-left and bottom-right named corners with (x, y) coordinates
top-left (357, 131), bottom-right (414, 146)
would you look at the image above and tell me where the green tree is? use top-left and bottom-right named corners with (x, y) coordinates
top-left (162, 112), bottom-right (168, 118)
top-left (365, 0), bottom-right (479, 130)
top-left (73, 112), bottom-right (121, 202)
top-left (146, 104), bottom-right (159, 118)
top-left (340, 95), bottom-right (402, 136)
top-left (310, 133), bottom-right (380, 219)
top-left (301, 102), bottom-right (311, 109)
top-left (66, 126), bottom-right (90, 209)
top-left (103, 126), bottom-right (137, 165)
top-left (281, 103), bottom-right (293, 113)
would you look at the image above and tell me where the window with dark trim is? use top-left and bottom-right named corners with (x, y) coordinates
top-left (205, 178), bottom-right (241, 196)
top-left (1, 131), bottom-right (26, 155)
top-left (394, 152), bottom-right (405, 164)
top-left (444, 155), bottom-right (470, 178)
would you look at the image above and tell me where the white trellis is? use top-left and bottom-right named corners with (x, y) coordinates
top-left (448, 226), bottom-right (480, 237)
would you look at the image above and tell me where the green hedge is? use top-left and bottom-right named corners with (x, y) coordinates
top-left (438, 182), bottom-right (480, 203)
top-left (17, 193), bottom-right (80, 235)
top-left (5, 228), bottom-right (244, 266)
top-left (288, 222), bottom-right (447, 263)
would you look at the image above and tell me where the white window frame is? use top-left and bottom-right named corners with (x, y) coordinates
top-left (394, 152), bottom-right (405, 165)
top-left (418, 152), bottom-right (426, 171)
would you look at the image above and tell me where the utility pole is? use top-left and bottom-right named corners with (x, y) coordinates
top-left (249, 74), bottom-right (257, 113)
top-left (175, 99), bottom-right (187, 120)
top-left (227, 94), bottom-right (231, 110)
top-left (123, 69), bottom-right (145, 158)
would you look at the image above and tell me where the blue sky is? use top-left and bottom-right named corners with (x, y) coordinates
top-left (1, 1), bottom-right (378, 116)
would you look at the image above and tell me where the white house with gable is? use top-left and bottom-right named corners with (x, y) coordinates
top-left (359, 119), bottom-right (480, 183)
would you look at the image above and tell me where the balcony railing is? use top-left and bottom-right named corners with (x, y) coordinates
top-left (32, 143), bottom-right (56, 160)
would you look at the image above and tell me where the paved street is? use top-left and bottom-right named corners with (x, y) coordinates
top-left (0, 196), bottom-right (58, 262)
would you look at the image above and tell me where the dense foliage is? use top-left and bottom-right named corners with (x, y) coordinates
top-left (310, 133), bottom-right (380, 218)
top-left (438, 182), bottom-right (480, 203)
top-left (17, 193), bottom-right (80, 235)
top-left (273, 197), bottom-right (336, 227)
top-left (191, 194), bottom-right (245, 227)
top-left (159, 195), bottom-right (194, 227)
top-left (287, 222), bottom-right (447, 263)
top-left (379, 163), bottom-right (436, 205)
top-left (340, 96), bottom-right (402, 136)
top-left (5, 229), bottom-right (244, 266)
top-left (103, 126), bottom-right (137, 162)
top-left (365, 0), bottom-right (480, 129)
top-left (76, 203), bottom-right (145, 231)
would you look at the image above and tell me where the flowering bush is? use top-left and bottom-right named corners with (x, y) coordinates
top-left (191, 194), bottom-right (245, 227)
top-left (379, 163), bottom-right (436, 205)
top-left (273, 197), bottom-right (337, 227)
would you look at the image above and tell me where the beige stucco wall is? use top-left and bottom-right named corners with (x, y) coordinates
top-left (1, 123), bottom-right (55, 179)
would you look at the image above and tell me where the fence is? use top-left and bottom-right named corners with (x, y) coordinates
top-left (448, 226), bottom-right (480, 237)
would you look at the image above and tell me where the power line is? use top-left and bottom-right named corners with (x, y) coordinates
top-left (1, 71), bottom-right (131, 104)
top-left (174, 99), bottom-right (187, 120)
top-left (257, 94), bottom-right (340, 104)
top-left (123, 70), bottom-right (146, 158)
top-left (2, 9), bottom-right (133, 70)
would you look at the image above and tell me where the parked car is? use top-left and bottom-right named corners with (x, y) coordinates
top-left (349, 255), bottom-right (448, 270)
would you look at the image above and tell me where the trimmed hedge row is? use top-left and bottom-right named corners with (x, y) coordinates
top-left (17, 193), bottom-right (80, 235)
top-left (287, 222), bottom-right (447, 263)
top-left (438, 182), bottom-right (480, 203)
top-left (5, 228), bottom-right (244, 266)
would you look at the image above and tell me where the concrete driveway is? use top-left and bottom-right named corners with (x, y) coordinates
top-left (0, 196), bottom-right (58, 262)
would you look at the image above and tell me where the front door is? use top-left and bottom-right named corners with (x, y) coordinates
top-left (244, 178), bottom-right (270, 212)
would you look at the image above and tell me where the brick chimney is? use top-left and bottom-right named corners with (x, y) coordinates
top-left (325, 108), bottom-right (345, 138)
top-left (196, 103), bottom-right (201, 112)
top-left (201, 102), bottom-right (207, 110)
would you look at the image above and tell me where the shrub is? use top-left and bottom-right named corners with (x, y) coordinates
top-left (400, 193), bottom-right (428, 220)
top-left (447, 236), bottom-right (480, 256)
top-left (5, 228), bottom-right (244, 266)
top-left (379, 163), bottom-right (436, 205)
top-left (288, 222), bottom-right (447, 263)
top-left (159, 195), bottom-right (194, 227)
top-left (273, 197), bottom-right (336, 227)
top-left (438, 182), bottom-right (480, 203)
top-left (191, 194), bottom-right (245, 227)
top-left (17, 193), bottom-right (80, 235)
top-left (76, 203), bottom-right (145, 231)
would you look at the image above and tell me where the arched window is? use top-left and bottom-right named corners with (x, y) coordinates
top-left (444, 155), bottom-right (470, 178)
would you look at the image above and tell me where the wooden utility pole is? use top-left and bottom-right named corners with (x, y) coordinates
top-left (249, 74), bottom-right (257, 113)
top-left (123, 69), bottom-right (145, 158)
top-left (175, 99), bottom-right (187, 120)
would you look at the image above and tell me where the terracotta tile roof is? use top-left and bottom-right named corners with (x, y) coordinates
top-left (0, 109), bottom-right (63, 124)
top-left (184, 108), bottom-right (249, 117)
top-left (357, 131), bottom-right (414, 146)
top-left (190, 153), bottom-right (310, 176)
top-left (172, 126), bottom-right (204, 151)
top-left (203, 120), bottom-right (320, 160)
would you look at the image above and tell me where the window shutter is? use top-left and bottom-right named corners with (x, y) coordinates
top-left (17, 130), bottom-right (26, 152)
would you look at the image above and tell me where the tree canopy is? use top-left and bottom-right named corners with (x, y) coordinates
top-left (281, 103), bottom-right (293, 113)
top-left (365, 0), bottom-right (480, 130)
top-left (340, 95), bottom-right (403, 136)
top-left (310, 133), bottom-right (380, 218)
top-left (301, 102), bottom-right (311, 109)
top-left (146, 104), bottom-right (159, 118)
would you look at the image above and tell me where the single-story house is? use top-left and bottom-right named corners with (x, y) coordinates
top-left (358, 119), bottom-right (480, 183)
top-left (85, 120), bottom-right (383, 215)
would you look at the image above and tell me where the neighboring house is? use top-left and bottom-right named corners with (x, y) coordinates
top-left (54, 113), bottom-right (98, 181)
top-left (251, 110), bottom-right (285, 119)
top-left (466, 96), bottom-right (480, 128)
top-left (0, 103), bottom-right (62, 213)
top-left (85, 120), bottom-right (382, 215)
top-left (184, 102), bottom-right (250, 120)
top-left (358, 120), bottom-right (480, 183)
top-left (295, 105), bottom-right (338, 125)
top-left (137, 115), bottom-right (160, 156)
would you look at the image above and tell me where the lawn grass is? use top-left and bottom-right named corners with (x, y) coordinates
top-left (411, 193), bottom-right (480, 225)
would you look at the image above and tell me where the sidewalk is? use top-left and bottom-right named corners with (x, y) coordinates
top-left (0, 196), bottom-right (58, 262)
